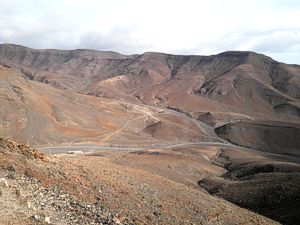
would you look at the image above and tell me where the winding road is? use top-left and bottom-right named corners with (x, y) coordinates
top-left (36, 103), bottom-right (299, 163)
top-left (37, 141), bottom-right (300, 163)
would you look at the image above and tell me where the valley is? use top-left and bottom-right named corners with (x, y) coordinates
top-left (0, 44), bottom-right (300, 225)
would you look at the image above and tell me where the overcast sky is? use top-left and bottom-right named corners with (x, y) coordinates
top-left (0, 0), bottom-right (299, 64)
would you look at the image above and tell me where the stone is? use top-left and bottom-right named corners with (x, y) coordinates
top-left (114, 217), bottom-right (121, 224)
top-left (153, 211), bottom-right (161, 216)
top-left (33, 215), bottom-right (42, 222)
top-left (45, 216), bottom-right (51, 224)
top-left (0, 178), bottom-right (8, 187)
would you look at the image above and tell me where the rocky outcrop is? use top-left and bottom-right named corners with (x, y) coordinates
top-left (215, 121), bottom-right (300, 156)
top-left (0, 137), bottom-right (47, 161)
top-left (198, 148), bottom-right (300, 225)
top-left (0, 172), bottom-right (125, 224)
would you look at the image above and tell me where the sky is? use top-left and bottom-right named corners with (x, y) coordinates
top-left (0, 0), bottom-right (300, 64)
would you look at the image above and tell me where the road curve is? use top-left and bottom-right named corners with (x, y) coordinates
top-left (37, 141), bottom-right (300, 163)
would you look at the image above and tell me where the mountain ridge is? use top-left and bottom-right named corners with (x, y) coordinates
top-left (0, 43), bottom-right (299, 153)
top-left (1, 43), bottom-right (300, 225)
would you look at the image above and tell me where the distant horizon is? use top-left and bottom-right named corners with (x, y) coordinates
top-left (2, 42), bottom-right (296, 65)
top-left (0, 0), bottom-right (299, 64)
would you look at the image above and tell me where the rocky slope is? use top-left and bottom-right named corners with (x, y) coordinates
top-left (0, 44), bottom-right (300, 224)
top-left (199, 147), bottom-right (300, 225)
top-left (0, 62), bottom-right (211, 147)
top-left (57, 145), bottom-right (282, 225)
top-left (0, 137), bottom-right (130, 224)
top-left (1, 44), bottom-right (300, 154)
top-left (215, 120), bottom-right (300, 156)
top-left (1, 44), bottom-right (299, 116)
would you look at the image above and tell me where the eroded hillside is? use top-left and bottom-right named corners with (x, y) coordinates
top-left (1, 44), bottom-right (300, 154)
top-left (1, 44), bottom-right (300, 225)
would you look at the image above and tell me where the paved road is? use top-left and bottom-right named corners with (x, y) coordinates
top-left (38, 145), bottom-right (144, 154)
top-left (37, 142), bottom-right (237, 154)
top-left (37, 141), bottom-right (300, 163)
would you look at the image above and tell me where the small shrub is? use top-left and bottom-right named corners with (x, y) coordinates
top-left (6, 173), bottom-right (15, 180)
top-left (6, 165), bottom-right (15, 172)
top-left (19, 197), bottom-right (27, 205)
top-left (15, 188), bottom-right (21, 198)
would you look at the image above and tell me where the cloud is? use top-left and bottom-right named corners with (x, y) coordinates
top-left (77, 28), bottom-right (150, 53)
top-left (0, 0), bottom-right (299, 64)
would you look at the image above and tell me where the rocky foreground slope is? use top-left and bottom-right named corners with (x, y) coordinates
top-left (0, 137), bottom-right (283, 225)
top-left (0, 137), bottom-right (130, 224)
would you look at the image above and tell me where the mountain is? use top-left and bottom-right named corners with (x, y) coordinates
top-left (0, 62), bottom-right (210, 147)
top-left (0, 44), bottom-right (299, 155)
top-left (1, 44), bottom-right (300, 224)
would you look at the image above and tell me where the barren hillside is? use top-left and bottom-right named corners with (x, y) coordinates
top-left (1, 44), bottom-right (299, 154)
top-left (0, 44), bottom-right (300, 225)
